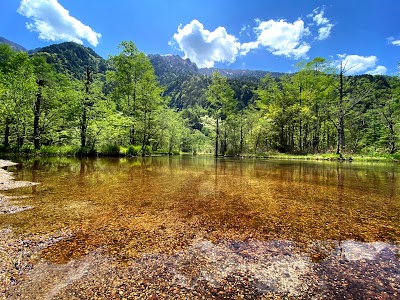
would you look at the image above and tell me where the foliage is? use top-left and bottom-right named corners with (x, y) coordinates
top-left (30, 42), bottom-right (107, 79)
top-left (0, 42), bottom-right (400, 158)
top-left (100, 144), bottom-right (121, 156)
top-left (126, 145), bottom-right (141, 156)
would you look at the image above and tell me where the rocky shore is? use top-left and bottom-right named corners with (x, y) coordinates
top-left (0, 160), bottom-right (37, 214)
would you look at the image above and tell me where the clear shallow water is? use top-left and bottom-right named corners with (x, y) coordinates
top-left (1, 156), bottom-right (400, 298)
top-left (3, 156), bottom-right (400, 242)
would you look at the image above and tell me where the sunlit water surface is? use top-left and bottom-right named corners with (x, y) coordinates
top-left (1, 156), bottom-right (399, 298)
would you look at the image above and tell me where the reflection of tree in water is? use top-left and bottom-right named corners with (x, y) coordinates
top-left (31, 159), bottom-right (40, 193)
top-left (387, 168), bottom-right (396, 201)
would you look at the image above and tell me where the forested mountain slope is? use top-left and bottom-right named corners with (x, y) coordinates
top-left (29, 42), bottom-right (107, 79)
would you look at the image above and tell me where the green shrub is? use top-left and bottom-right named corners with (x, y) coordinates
top-left (391, 152), bottom-right (400, 161)
top-left (38, 145), bottom-right (80, 156)
top-left (100, 144), bottom-right (121, 156)
top-left (60, 145), bottom-right (80, 156)
top-left (20, 145), bottom-right (35, 154)
top-left (39, 145), bottom-right (59, 156)
top-left (142, 145), bottom-right (152, 156)
top-left (77, 146), bottom-right (97, 157)
top-left (126, 145), bottom-right (141, 156)
top-left (154, 148), bottom-right (170, 155)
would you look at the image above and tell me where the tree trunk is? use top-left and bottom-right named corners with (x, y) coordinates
top-left (279, 124), bottom-right (285, 152)
top-left (215, 118), bottom-right (219, 157)
top-left (130, 126), bottom-right (135, 145)
top-left (388, 123), bottom-right (396, 154)
top-left (81, 67), bottom-right (91, 149)
top-left (336, 62), bottom-right (345, 155)
top-left (33, 80), bottom-right (44, 150)
top-left (141, 110), bottom-right (147, 157)
top-left (3, 118), bottom-right (10, 148)
top-left (81, 106), bottom-right (87, 148)
top-left (240, 123), bottom-right (243, 155)
top-left (222, 121), bottom-right (227, 155)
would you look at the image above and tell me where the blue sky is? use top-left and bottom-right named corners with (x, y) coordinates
top-left (1, 0), bottom-right (400, 75)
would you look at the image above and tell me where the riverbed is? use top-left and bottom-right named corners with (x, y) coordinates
top-left (1, 157), bottom-right (399, 299)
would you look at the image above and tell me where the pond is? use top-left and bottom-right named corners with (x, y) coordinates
top-left (1, 156), bottom-right (399, 299)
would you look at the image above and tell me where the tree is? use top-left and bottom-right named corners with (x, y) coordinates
top-left (108, 41), bottom-right (155, 145)
top-left (374, 76), bottom-right (400, 153)
top-left (206, 72), bottom-right (236, 156)
top-left (80, 67), bottom-right (92, 149)
top-left (31, 55), bottom-right (57, 150)
top-left (0, 47), bottom-right (36, 149)
top-left (328, 62), bottom-right (373, 154)
top-left (291, 57), bottom-right (336, 152)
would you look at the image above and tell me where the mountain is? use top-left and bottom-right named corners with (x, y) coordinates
top-left (148, 54), bottom-right (198, 78)
top-left (0, 37), bottom-right (27, 52)
top-left (199, 68), bottom-right (283, 82)
top-left (147, 54), bottom-right (283, 83)
top-left (147, 54), bottom-right (263, 109)
top-left (30, 42), bottom-right (107, 79)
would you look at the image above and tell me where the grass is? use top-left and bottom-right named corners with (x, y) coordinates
top-left (241, 151), bottom-right (400, 162)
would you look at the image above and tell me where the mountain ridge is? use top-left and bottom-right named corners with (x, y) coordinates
top-left (29, 42), bottom-right (107, 78)
top-left (0, 36), bottom-right (27, 52)
top-left (0, 37), bottom-right (282, 80)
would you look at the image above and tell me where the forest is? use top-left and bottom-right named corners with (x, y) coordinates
top-left (0, 41), bottom-right (399, 158)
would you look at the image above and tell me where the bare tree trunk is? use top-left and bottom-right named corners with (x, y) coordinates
top-left (240, 123), bottom-right (243, 155)
top-left (215, 118), bottom-right (219, 157)
top-left (336, 63), bottom-right (345, 155)
top-left (388, 123), bottom-right (396, 154)
top-left (141, 109), bottom-right (147, 157)
top-left (33, 80), bottom-right (44, 150)
top-left (81, 67), bottom-right (91, 149)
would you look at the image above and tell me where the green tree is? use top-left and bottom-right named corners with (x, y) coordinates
top-left (206, 72), bottom-right (236, 156)
top-left (31, 55), bottom-right (57, 150)
top-left (108, 41), bottom-right (155, 145)
top-left (328, 63), bottom-right (373, 154)
top-left (374, 76), bottom-right (400, 153)
top-left (0, 47), bottom-right (36, 149)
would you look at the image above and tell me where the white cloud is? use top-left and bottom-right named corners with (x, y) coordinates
top-left (172, 19), bottom-right (241, 68)
top-left (309, 8), bottom-right (334, 40)
top-left (239, 24), bottom-right (251, 37)
top-left (317, 24), bottom-right (333, 40)
top-left (338, 54), bottom-right (387, 75)
top-left (17, 0), bottom-right (101, 47)
top-left (251, 19), bottom-right (311, 59)
top-left (388, 37), bottom-right (400, 46)
top-left (312, 9), bottom-right (329, 26)
top-left (171, 7), bottom-right (334, 66)
top-left (367, 66), bottom-right (387, 75)
top-left (240, 41), bottom-right (260, 56)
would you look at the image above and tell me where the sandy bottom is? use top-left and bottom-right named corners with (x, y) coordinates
top-left (1, 159), bottom-right (399, 299)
